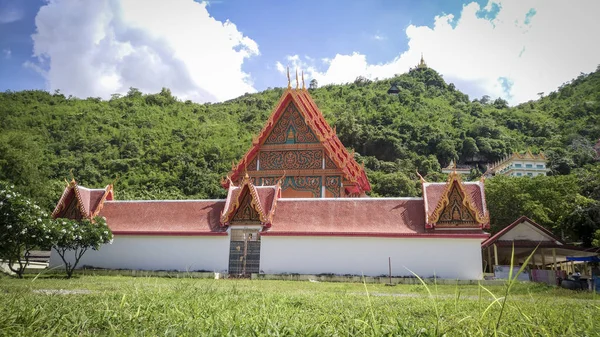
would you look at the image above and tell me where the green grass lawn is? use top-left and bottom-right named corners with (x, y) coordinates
top-left (1, 275), bottom-right (598, 336)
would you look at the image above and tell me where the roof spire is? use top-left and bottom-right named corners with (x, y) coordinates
top-left (418, 53), bottom-right (427, 69)
top-left (295, 68), bottom-right (299, 89)
top-left (301, 71), bottom-right (306, 90)
top-left (287, 66), bottom-right (291, 89)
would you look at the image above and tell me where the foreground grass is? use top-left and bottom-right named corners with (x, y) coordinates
top-left (0, 275), bottom-right (598, 336)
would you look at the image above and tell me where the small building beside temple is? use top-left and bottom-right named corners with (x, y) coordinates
top-left (50, 74), bottom-right (491, 280)
top-left (486, 151), bottom-right (549, 177)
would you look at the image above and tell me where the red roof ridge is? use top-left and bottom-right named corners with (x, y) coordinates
top-left (482, 215), bottom-right (565, 248)
top-left (105, 199), bottom-right (226, 203)
top-left (276, 197), bottom-right (423, 202)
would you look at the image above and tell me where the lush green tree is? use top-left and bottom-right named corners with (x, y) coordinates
top-left (485, 175), bottom-right (583, 238)
top-left (0, 182), bottom-right (53, 278)
top-left (51, 216), bottom-right (113, 278)
top-left (369, 171), bottom-right (419, 197)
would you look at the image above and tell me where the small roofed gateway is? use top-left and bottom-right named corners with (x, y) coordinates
top-left (50, 71), bottom-right (491, 279)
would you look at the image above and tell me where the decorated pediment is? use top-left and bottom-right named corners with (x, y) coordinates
top-left (220, 174), bottom-right (280, 227)
top-left (265, 102), bottom-right (318, 144)
top-left (52, 179), bottom-right (113, 220)
top-left (425, 172), bottom-right (489, 229)
top-left (221, 80), bottom-right (370, 196)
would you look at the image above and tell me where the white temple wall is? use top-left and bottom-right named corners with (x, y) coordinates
top-left (260, 236), bottom-right (484, 280)
top-left (49, 235), bottom-right (230, 272)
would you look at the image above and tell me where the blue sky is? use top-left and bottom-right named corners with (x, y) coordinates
top-left (1, 0), bottom-right (599, 104)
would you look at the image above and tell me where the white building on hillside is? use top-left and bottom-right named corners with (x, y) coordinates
top-left (486, 151), bottom-right (549, 177)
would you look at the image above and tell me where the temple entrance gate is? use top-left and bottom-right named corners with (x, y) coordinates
top-left (228, 228), bottom-right (261, 276)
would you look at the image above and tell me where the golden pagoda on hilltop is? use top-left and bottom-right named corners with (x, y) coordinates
top-left (417, 53), bottom-right (427, 69)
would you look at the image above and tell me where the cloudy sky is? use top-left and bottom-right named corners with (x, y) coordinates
top-left (0, 0), bottom-right (598, 104)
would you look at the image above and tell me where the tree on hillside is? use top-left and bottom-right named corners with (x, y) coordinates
top-left (309, 79), bottom-right (318, 90)
top-left (0, 182), bottom-right (53, 278)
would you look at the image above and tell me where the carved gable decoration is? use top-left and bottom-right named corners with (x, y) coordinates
top-left (220, 175), bottom-right (280, 227)
top-left (52, 180), bottom-right (113, 220)
top-left (231, 186), bottom-right (262, 222)
top-left (264, 102), bottom-right (318, 144)
top-left (62, 195), bottom-right (84, 220)
top-left (435, 182), bottom-right (477, 227)
top-left (222, 88), bottom-right (371, 195)
top-left (425, 172), bottom-right (489, 229)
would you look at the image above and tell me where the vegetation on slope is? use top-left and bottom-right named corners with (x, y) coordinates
top-left (1, 67), bottom-right (599, 243)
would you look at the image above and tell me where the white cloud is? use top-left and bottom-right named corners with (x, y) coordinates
top-left (277, 0), bottom-right (600, 105)
top-left (2, 48), bottom-right (10, 59)
top-left (0, 1), bottom-right (23, 23)
top-left (373, 34), bottom-right (386, 41)
top-left (29, 0), bottom-right (259, 102)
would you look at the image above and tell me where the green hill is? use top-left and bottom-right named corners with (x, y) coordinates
top-left (1, 67), bottom-right (599, 244)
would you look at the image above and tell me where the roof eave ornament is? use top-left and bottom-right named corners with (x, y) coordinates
top-left (287, 66), bottom-right (291, 90)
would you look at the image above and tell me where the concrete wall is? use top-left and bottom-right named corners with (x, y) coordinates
top-left (260, 236), bottom-right (484, 280)
top-left (49, 235), bottom-right (230, 272)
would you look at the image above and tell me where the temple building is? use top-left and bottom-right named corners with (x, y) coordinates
top-left (50, 72), bottom-right (491, 279)
top-left (485, 151), bottom-right (549, 177)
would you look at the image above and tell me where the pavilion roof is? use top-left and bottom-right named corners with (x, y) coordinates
top-left (482, 216), bottom-right (564, 248)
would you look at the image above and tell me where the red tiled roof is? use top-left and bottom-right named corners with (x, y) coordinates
top-left (481, 215), bottom-right (564, 248)
top-left (262, 198), bottom-right (488, 238)
top-left (224, 88), bottom-right (370, 193)
top-left (99, 200), bottom-right (227, 235)
top-left (92, 197), bottom-right (487, 239)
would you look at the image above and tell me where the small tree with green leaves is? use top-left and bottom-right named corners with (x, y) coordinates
top-left (51, 216), bottom-right (113, 278)
top-left (0, 182), bottom-right (53, 278)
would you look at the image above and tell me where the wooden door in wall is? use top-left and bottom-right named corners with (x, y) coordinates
top-left (228, 228), bottom-right (261, 276)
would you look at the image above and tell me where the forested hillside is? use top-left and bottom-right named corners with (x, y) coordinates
top-left (1, 67), bottom-right (599, 244)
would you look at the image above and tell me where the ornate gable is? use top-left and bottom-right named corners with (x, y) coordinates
top-left (52, 179), bottom-right (113, 220)
top-left (222, 79), bottom-right (370, 198)
top-left (220, 174), bottom-right (280, 227)
top-left (423, 172), bottom-right (489, 229)
top-left (264, 102), bottom-right (318, 144)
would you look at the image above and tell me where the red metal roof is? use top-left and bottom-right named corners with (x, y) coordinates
top-left (224, 88), bottom-right (370, 193)
top-left (262, 198), bottom-right (488, 238)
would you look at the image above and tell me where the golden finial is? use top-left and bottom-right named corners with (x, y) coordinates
top-left (287, 66), bottom-right (291, 89)
top-left (295, 68), bottom-right (299, 89)
top-left (302, 71), bottom-right (306, 90)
